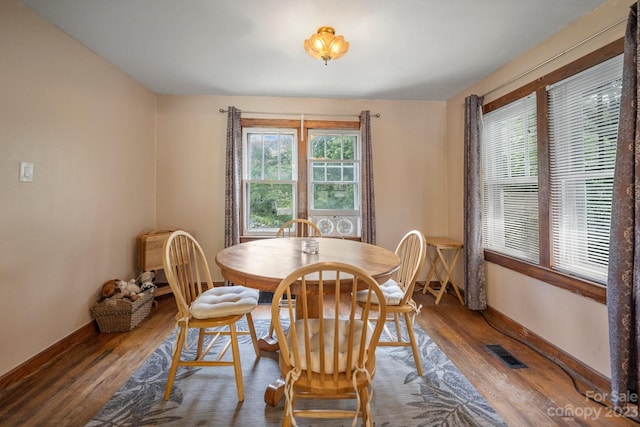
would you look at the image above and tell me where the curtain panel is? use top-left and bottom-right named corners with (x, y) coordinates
top-left (464, 95), bottom-right (487, 310)
top-left (360, 110), bottom-right (376, 245)
top-left (224, 106), bottom-right (242, 249)
top-left (608, 3), bottom-right (640, 409)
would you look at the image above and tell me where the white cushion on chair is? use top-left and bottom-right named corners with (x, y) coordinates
top-left (190, 286), bottom-right (259, 319)
top-left (356, 279), bottom-right (403, 306)
top-left (286, 318), bottom-right (368, 374)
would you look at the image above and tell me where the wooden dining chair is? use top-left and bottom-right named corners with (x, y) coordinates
top-left (162, 230), bottom-right (260, 402)
top-left (356, 229), bottom-right (427, 376)
top-left (271, 262), bottom-right (387, 427)
top-left (276, 218), bottom-right (322, 238)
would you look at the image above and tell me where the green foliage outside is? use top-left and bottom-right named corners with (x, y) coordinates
top-left (247, 183), bottom-right (293, 230)
top-left (310, 134), bottom-right (357, 210)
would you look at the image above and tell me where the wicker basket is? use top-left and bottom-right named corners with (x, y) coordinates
top-left (91, 288), bottom-right (155, 333)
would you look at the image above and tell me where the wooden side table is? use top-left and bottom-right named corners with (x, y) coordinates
top-left (421, 237), bottom-right (464, 305)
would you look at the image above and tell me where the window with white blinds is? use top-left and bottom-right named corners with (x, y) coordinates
top-left (482, 94), bottom-right (539, 263)
top-left (547, 55), bottom-right (622, 284)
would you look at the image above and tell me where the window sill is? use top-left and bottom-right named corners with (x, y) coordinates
top-left (483, 250), bottom-right (606, 304)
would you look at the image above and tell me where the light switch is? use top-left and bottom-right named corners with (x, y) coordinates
top-left (19, 162), bottom-right (33, 182)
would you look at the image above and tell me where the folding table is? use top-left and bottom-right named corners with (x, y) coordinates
top-left (421, 237), bottom-right (464, 305)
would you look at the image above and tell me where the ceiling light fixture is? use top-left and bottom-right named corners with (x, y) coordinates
top-left (304, 26), bottom-right (349, 65)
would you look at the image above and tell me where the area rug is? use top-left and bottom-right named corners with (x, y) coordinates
top-left (87, 319), bottom-right (505, 426)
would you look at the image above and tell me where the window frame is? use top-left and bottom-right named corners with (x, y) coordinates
top-left (481, 38), bottom-right (624, 304)
top-left (239, 117), bottom-right (361, 240)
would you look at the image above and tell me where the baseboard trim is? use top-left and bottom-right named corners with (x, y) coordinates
top-left (484, 306), bottom-right (611, 396)
top-left (0, 321), bottom-right (97, 390)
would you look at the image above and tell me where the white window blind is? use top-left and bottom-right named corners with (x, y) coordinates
top-left (547, 54), bottom-right (622, 284)
top-left (482, 94), bottom-right (539, 263)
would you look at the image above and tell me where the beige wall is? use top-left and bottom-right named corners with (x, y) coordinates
top-left (445, 0), bottom-right (630, 377)
top-left (156, 96), bottom-right (448, 280)
top-left (0, 0), bottom-right (157, 377)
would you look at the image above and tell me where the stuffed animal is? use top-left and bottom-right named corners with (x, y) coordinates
top-left (99, 279), bottom-right (120, 301)
top-left (99, 278), bottom-right (141, 302)
top-left (137, 270), bottom-right (155, 285)
top-left (140, 281), bottom-right (156, 293)
top-left (118, 279), bottom-right (141, 301)
top-left (136, 270), bottom-right (157, 293)
top-left (120, 279), bottom-right (142, 295)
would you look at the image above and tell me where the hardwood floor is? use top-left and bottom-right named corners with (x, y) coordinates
top-left (0, 290), bottom-right (637, 426)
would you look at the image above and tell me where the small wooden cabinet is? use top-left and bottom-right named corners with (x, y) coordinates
top-left (137, 228), bottom-right (177, 296)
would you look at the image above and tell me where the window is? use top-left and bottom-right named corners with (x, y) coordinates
top-left (308, 130), bottom-right (361, 237)
top-left (483, 94), bottom-right (539, 263)
top-left (548, 55), bottom-right (622, 284)
top-left (241, 119), bottom-right (361, 237)
top-left (242, 128), bottom-right (297, 234)
top-left (481, 40), bottom-right (623, 301)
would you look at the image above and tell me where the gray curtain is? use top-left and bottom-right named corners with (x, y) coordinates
top-left (224, 106), bottom-right (242, 248)
top-left (463, 95), bottom-right (487, 310)
top-left (360, 111), bottom-right (376, 244)
top-left (608, 3), bottom-right (639, 408)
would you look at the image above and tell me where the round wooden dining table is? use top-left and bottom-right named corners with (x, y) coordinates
top-left (215, 237), bottom-right (400, 290)
top-left (214, 237), bottom-right (400, 406)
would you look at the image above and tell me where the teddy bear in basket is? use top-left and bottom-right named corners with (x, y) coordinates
top-left (99, 271), bottom-right (156, 302)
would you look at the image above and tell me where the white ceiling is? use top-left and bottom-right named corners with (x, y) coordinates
top-left (20, 0), bottom-right (609, 101)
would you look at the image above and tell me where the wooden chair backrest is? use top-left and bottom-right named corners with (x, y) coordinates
top-left (162, 230), bottom-right (214, 319)
top-left (276, 218), bottom-right (322, 238)
top-left (271, 262), bottom-right (387, 383)
top-left (394, 230), bottom-right (427, 305)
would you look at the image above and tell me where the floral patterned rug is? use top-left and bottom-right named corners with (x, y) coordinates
top-left (87, 319), bottom-right (505, 426)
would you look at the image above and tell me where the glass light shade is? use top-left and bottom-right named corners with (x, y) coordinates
top-left (304, 26), bottom-right (349, 65)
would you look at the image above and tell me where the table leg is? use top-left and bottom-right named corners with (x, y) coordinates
top-left (264, 378), bottom-right (285, 407)
top-left (435, 247), bottom-right (464, 305)
top-left (257, 335), bottom-right (279, 352)
top-left (422, 246), bottom-right (438, 294)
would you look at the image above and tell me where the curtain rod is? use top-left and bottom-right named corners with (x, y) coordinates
top-left (481, 16), bottom-right (627, 99)
top-left (218, 108), bottom-right (380, 118)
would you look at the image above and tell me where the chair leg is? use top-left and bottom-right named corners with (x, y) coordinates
top-left (404, 312), bottom-right (423, 376)
top-left (359, 385), bottom-right (373, 427)
top-left (393, 313), bottom-right (402, 342)
top-left (229, 324), bottom-right (245, 401)
top-left (164, 326), bottom-right (187, 401)
top-left (282, 410), bottom-right (293, 427)
top-left (245, 312), bottom-right (261, 358)
top-left (196, 328), bottom-right (205, 360)
top-left (282, 392), bottom-right (295, 427)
